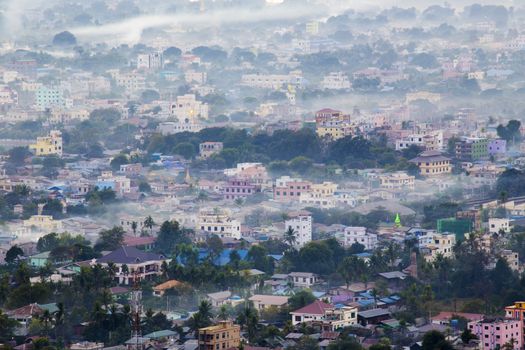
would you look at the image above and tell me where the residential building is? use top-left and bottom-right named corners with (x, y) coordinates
top-left (488, 139), bottom-right (507, 156)
top-left (23, 215), bottom-right (63, 233)
top-left (199, 142), bottom-right (223, 159)
top-left (337, 226), bottom-right (378, 250)
top-left (315, 108), bottom-right (354, 140)
top-left (285, 213), bottom-right (312, 248)
top-left (489, 218), bottom-right (511, 234)
top-left (249, 294), bottom-right (289, 310)
top-left (410, 150), bottom-right (451, 177)
top-left (379, 172), bottom-right (415, 190)
top-left (197, 321), bottom-right (240, 350)
top-left (158, 120), bottom-right (203, 135)
top-left (153, 280), bottom-right (186, 297)
top-left (455, 137), bottom-right (489, 161)
top-left (222, 179), bottom-right (260, 200)
top-left (290, 300), bottom-right (358, 331)
top-left (289, 272), bottom-right (318, 288)
top-left (70, 342), bottom-right (104, 350)
top-left (110, 70), bottom-right (145, 95)
top-left (395, 131), bottom-right (444, 151)
top-left (273, 176), bottom-right (312, 202)
top-left (500, 250), bottom-right (520, 272)
top-left (468, 318), bottom-right (522, 350)
top-left (137, 52), bottom-right (164, 70)
top-left (96, 246), bottom-right (169, 285)
top-left (321, 72), bottom-right (351, 90)
top-left (30, 130), bottom-right (63, 157)
top-left (300, 182), bottom-right (338, 208)
top-left (241, 71), bottom-right (303, 89)
top-left (185, 70), bottom-right (207, 84)
top-left (505, 302), bottom-right (525, 345)
top-left (419, 232), bottom-right (456, 262)
top-left (96, 171), bottom-right (131, 196)
top-left (197, 208), bottom-right (241, 239)
top-left (224, 163), bottom-right (268, 184)
top-left (35, 86), bottom-right (65, 110)
top-left (170, 94), bottom-right (209, 120)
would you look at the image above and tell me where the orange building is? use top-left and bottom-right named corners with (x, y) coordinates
top-left (505, 301), bottom-right (525, 344)
top-left (197, 321), bottom-right (240, 350)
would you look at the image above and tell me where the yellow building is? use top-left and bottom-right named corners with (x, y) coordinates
top-left (306, 21), bottom-right (319, 35)
top-left (23, 215), bottom-right (63, 232)
top-left (30, 130), bottom-right (63, 157)
top-left (197, 321), bottom-right (240, 350)
top-left (409, 150), bottom-right (451, 177)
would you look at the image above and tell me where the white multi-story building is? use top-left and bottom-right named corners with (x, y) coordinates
top-left (137, 52), bottom-right (164, 70)
top-left (379, 172), bottom-right (415, 190)
top-left (109, 70), bottom-right (145, 95)
top-left (35, 86), bottom-right (65, 111)
top-left (338, 226), bottom-right (378, 250)
top-left (170, 94), bottom-right (209, 120)
top-left (197, 208), bottom-right (241, 239)
top-left (157, 121), bottom-right (203, 135)
top-left (419, 232), bottom-right (456, 262)
top-left (395, 131), bottom-right (443, 151)
top-left (489, 218), bottom-right (511, 234)
top-left (285, 213), bottom-right (312, 248)
top-left (321, 72), bottom-right (351, 90)
top-left (184, 70), bottom-right (207, 84)
top-left (241, 70), bottom-right (304, 89)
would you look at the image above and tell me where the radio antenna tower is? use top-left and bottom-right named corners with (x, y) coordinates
top-left (130, 270), bottom-right (143, 350)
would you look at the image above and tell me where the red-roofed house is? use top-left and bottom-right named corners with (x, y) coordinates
top-left (290, 300), bottom-right (358, 331)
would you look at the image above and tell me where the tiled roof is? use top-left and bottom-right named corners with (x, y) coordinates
top-left (97, 246), bottom-right (166, 265)
top-left (292, 300), bottom-right (332, 315)
top-left (7, 303), bottom-right (44, 318)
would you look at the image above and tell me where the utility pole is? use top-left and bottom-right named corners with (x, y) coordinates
top-left (130, 270), bottom-right (143, 350)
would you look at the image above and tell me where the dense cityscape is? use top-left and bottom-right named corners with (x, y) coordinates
top-left (1, 1), bottom-right (525, 350)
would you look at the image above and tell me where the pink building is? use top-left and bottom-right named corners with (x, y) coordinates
top-left (273, 176), bottom-right (312, 202)
top-left (468, 318), bottom-right (523, 350)
top-left (223, 179), bottom-right (260, 200)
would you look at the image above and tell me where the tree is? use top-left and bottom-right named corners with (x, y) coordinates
top-left (110, 154), bottom-right (129, 171)
top-left (461, 328), bottom-right (477, 344)
top-left (338, 256), bottom-right (368, 288)
top-left (0, 309), bottom-right (18, 341)
top-left (236, 305), bottom-right (259, 342)
top-left (37, 233), bottom-right (60, 252)
top-left (5, 245), bottom-right (24, 264)
top-left (206, 235), bottom-right (224, 260)
top-left (53, 31), bottom-right (77, 46)
top-left (173, 142), bottom-right (196, 159)
top-left (283, 227), bottom-right (296, 249)
top-left (9, 146), bottom-right (31, 165)
top-left (289, 337), bottom-right (320, 350)
top-left (156, 220), bottom-right (188, 254)
top-left (144, 216), bottom-right (155, 234)
top-left (369, 338), bottom-right (392, 350)
top-left (140, 89), bottom-right (160, 104)
top-left (289, 290), bottom-right (316, 310)
top-left (289, 156), bottom-right (313, 174)
top-left (497, 120), bottom-right (522, 144)
top-left (422, 330), bottom-right (453, 350)
top-left (131, 221), bottom-right (138, 236)
top-left (96, 226), bottom-right (125, 251)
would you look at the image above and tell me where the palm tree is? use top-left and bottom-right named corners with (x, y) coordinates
top-left (198, 300), bottom-right (213, 319)
top-left (144, 216), bottom-right (155, 235)
top-left (40, 309), bottom-right (53, 335)
top-left (131, 221), bottom-right (138, 236)
top-left (54, 302), bottom-right (64, 339)
top-left (283, 227), bottom-right (296, 249)
top-left (217, 305), bottom-right (228, 321)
